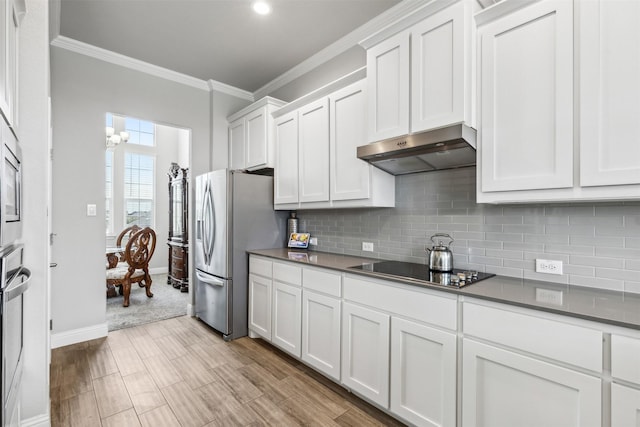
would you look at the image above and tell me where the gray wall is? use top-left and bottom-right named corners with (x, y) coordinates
top-left (266, 45), bottom-right (366, 102)
top-left (50, 46), bottom-right (214, 337)
top-left (300, 167), bottom-right (640, 294)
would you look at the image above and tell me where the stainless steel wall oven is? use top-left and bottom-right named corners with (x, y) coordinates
top-left (0, 244), bottom-right (30, 426)
top-left (1, 128), bottom-right (21, 247)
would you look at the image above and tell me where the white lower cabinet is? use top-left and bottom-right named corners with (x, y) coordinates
top-left (462, 339), bottom-right (601, 427)
top-left (612, 383), bottom-right (640, 426)
top-left (341, 301), bottom-right (390, 408)
top-left (611, 333), bottom-right (640, 426)
top-left (390, 317), bottom-right (456, 427)
top-left (272, 281), bottom-right (302, 357)
top-left (462, 300), bottom-right (602, 427)
top-left (302, 290), bottom-right (341, 381)
top-left (248, 273), bottom-right (272, 340)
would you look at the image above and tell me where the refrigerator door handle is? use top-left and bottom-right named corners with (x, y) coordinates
top-left (201, 181), bottom-right (215, 265)
top-left (196, 271), bottom-right (225, 287)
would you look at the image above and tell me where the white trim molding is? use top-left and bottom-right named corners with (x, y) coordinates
top-left (51, 36), bottom-right (212, 92)
top-left (50, 323), bottom-right (108, 349)
top-left (149, 266), bottom-right (169, 275)
top-left (208, 79), bottom-right (254, 102)
top-left (20, 414), bottom-right (50, 427)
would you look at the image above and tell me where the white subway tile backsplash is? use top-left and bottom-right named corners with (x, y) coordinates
top-left (570, 235), bottom-right (624, 248)
top-left (301, 168), bottom-right (640, 293)
top-left (570, 255), bottom-right (624, 269)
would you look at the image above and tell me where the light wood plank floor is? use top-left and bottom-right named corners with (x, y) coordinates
top-left (50, 316), bottom-right (406, 426)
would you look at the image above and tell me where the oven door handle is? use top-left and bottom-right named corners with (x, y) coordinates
top-left (5, 268), bottom-right (32, 302)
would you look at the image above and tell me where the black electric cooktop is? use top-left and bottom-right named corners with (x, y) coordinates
top-left (348, 260), bottom-right (495, 288)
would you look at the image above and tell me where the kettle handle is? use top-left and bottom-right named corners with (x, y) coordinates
top-left (430, 233), bottom-right (454, 246)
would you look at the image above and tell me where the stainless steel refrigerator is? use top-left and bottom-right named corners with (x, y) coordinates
top-left (194, 169), bottom-right (287, 340)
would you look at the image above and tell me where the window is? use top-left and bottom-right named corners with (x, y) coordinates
top-left (105, 150), bottom-right (113, 234)
top-left (125, 117), bottom-right (155, 147)
top-left (124, 153), bottom-right (155, 227)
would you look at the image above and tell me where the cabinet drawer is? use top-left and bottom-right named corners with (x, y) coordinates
top-left (171, 257), bottom-right (184, 270)
top-left (612, 334), bottom-right (640, 384)
top-left (303, 267), bottom-right (341, 297)
top-left (249, 256), bottom-right (272, 278)
top-left (273, 261), bottom-right (302, 286)
top-left (463, 302), bottom-right (602, 372)
top-left (343, 275), bottom-right (457, 330)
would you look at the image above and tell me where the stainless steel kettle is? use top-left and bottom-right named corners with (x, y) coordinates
top-left (426, 233), bottom-right (454, 272)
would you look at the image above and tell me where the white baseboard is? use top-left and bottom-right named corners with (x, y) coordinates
top-left (150, 267), bottom-right (168, 275)
top-left (50, 323), bottom-right (108, 349)
top-left (21, 414), bottom-right (50, 427)
top-left (187, 303), bottom-right (195, 317)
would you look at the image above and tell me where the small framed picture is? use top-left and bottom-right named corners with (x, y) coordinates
top-left (288, 232), bottom-right (311, 249)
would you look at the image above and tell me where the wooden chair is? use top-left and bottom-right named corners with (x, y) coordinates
top-left (115, 224), bottom-right (141, 262)
top-left (106, 227), bottom-right (156, 307)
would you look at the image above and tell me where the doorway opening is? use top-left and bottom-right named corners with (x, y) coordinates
top-left (104, 112), bottom-right (191, 331)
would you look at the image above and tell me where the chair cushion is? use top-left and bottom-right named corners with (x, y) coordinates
top-left (106, 267), bottom-right (145, 281)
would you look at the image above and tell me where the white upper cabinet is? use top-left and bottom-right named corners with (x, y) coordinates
top-left (298, 98), bottom-right (330, 203)
top-left (411, 0), bottom-right (471, 132)
top-left (228, 118), bottom-right (245, 171)
top-left (580, 0), bottom-right (640, 187)
top-left (477, 0), bottom-right (573, 194)
top-left (274, 111), bottom-right (299, 205)
top-left (227, 97), bottom-right (286, 171)
top-left (366, 31), bottom-right (410, 142)
top-left (477, 0), bottom-right (640, 203)
top-left (273, 74), bottom-right (395, 210)
top-left (0, 0), bottom-right (24, 131)
top-left (329, 80), bottom-right (370, 202)
top-left (363, 0), bottom-right (474, 143)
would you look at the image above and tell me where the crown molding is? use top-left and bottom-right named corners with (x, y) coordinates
top-left (51, 36), bottom-right (211, 92)
top-left (272, 66), bottom-right (366, 119)
top-left (252, 0), bottom-right (433, 100)
top-left (208, 79), bottom-right (254, 101)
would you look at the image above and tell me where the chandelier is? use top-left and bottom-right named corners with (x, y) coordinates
top-left (105, 127), bottom-right (130, 148)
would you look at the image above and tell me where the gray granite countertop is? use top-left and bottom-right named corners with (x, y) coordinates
top-left (249, 248), bottom-right (640, 330)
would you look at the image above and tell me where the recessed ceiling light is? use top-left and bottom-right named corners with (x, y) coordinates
top-left (253, 1), bottom-right (271, 15)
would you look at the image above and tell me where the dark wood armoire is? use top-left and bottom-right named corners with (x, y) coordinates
top-left (167, 163), bottom-right (189, 292)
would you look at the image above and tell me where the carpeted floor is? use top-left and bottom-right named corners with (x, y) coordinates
top-left (106, 273), bottom-right (189, 331)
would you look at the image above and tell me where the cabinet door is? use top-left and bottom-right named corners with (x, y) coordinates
top-left (341, 302), bottom-right (390, 408)
top-left (302, 290), bottom-right (341, 381)
top-left (462, 339), bottom-right (601, 427)
top-left (298, 98), bottom-right (329, 203)
top-left (366, 30), bottom-right (410, 142)
top-left (580, 0), bottom-right (640, 187)
top-left (245, 106), bottom-right (268, 170)
top-left (248, 273), bottom-right (272, 340)
top-left (411, 1), bottom-right (467, 133)
top-left (390, 318), bottom-right (456, 427)
top-left (272, 281), bottom-right (302, 357)
top-left (228, 118), bottom-right (245, 171)
top-left (274, 111), bottom-right (299, 204)
top-left (329, 80), bottom-right (370, 202)
top-left (479, 0), bottom-right (573, 192)
top-left (612, 383), bottom-right (640, 427)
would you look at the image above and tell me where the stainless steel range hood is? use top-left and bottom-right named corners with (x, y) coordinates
top-left (357, 124), bottom-right (477, 175)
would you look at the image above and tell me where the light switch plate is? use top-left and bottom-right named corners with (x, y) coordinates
top-left (87, 204), bottom-right (97, 216)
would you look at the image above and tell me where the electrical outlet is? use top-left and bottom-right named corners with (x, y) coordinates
top-left (309, 237), bottom-right (318, 246)
top-left (535, 259), bottom-right (563, 275)
top-left (362, 242), bottom-right (374, 252)
top-left (87, 204), bottom-right (97, 216)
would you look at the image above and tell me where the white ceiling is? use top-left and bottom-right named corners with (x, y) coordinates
top-left (56, 0), bottom-right (402, 94)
